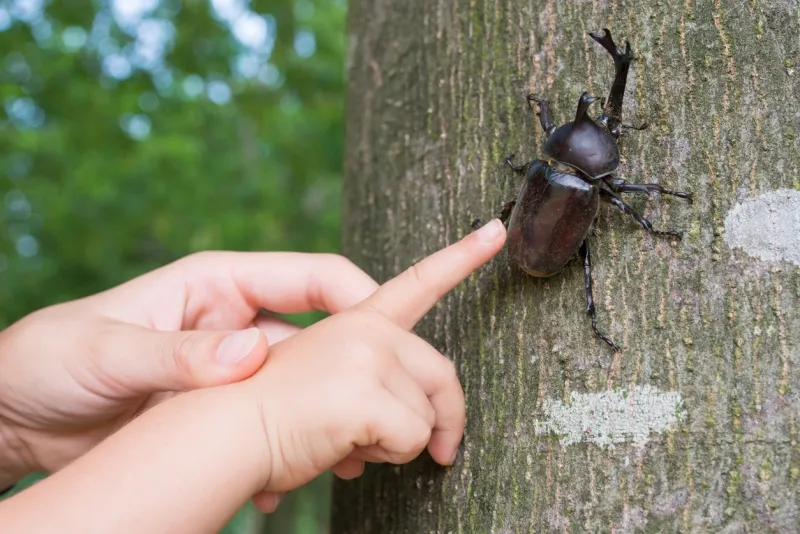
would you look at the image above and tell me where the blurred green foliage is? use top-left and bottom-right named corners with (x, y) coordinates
top-left (0, 0), bottom-right (346, 532)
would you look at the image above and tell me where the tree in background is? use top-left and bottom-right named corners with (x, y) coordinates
top-left (0, 0), bottom-right (345, 325)
top-left (0, 1), bottom-right (345, 532)
top-left (334, 0), bottom-right (800, 531)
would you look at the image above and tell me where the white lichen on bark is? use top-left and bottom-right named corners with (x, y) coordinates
top-left (723, 189), bottom-right (800, 267)
top-left (533, 385), bottom-right (684, 448)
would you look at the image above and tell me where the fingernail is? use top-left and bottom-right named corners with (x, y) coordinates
top-left (476, 218), bottom-right (502, 242)
top-left (217, 328), bottom-right (260, 367)
top-left (449, 448), bottom-right (459, 465)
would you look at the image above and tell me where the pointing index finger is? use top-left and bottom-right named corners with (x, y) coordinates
top-left (360, 219), bottom-right (506, 330)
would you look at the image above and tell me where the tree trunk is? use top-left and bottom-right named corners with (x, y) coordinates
top-left (333, 0), bottom-right (800, 531)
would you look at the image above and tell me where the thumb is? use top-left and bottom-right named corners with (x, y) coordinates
top-left (90, 323), bottom-right (268, 394)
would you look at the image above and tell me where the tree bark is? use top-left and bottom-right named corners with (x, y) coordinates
top-left (333, 0), bottom-right (800, 531)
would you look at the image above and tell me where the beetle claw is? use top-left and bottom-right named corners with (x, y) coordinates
top-left (589, 28), bottom-right (633, 65)
top-left (621, 121), bottom-right (649, 131)
top-left (624, 41), bottom-right (634, 60)
top-left (526, 94), bottom-right (544, 113)
top-left (590, 318), bottom-right (621, 352)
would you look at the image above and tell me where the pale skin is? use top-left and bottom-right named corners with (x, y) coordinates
top-left (0, 219), bottom-right (507, 533)
top-left (0, 247), bottom-right (384, 509)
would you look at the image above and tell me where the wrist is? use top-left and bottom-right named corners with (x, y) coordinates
top-left (203, 381), bottom-right (273, 493)
top-left (125, 382), bottom-right (271, 496)
top-left (0, 384), bottom-right (272, 533)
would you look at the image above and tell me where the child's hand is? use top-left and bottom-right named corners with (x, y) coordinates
top-left (247, 219), bottom-right (506, 499)
top-left (0, 251), bottom-right (377, 487)
top-left (0, 220), bottom-right (505, 533)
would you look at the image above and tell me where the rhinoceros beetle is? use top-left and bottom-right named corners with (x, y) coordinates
top-left (473, 29), bottom-right (692, 352)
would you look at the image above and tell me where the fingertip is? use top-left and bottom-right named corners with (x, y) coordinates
top-left (474, 217), bottom-right (502, 239)
top-left (496, 219), bottom-right (508, 243)
top-left (217, 327), bottom-right (259, 365)
top-left (466, 218), bottom-right (506, 271)
top-left (215, 327), bottom-right (268, 379)
top-left (239, 328), bottom-right (270, 372)
top-left (331, 456), bottom-right (366, 480)
top-left (428, 431), bottom-right (462, 467)
top-left (251, 491), bottom-right (285, 514)
top-left (349, 270), bottom-right (381, 303)
top-left (471, 218), bottom-right (507, 249)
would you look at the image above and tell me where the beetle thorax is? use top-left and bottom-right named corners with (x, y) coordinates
top-left (542, 118), bottom-right (620, 179)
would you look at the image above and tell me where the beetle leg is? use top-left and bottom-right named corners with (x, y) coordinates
top-left (505, 154), bottom-right (533, 175)
top-left (620, 121), bottom-right (649, 132)
top-left (588, 28), bottom-right (634, 136)
top-left (599, 189), bottom-right (683, 238)
top-left (499, 200), bottom-right (516, 223)
top-left (526, 94), bottom-right (557, 137)
top-left (471, 200), bottom-right (516, 230)
top-left (579, 240), bottom-right (621, 352)
top-left (603, 176), bottom-right (693, 203)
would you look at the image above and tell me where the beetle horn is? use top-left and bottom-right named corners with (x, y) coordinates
top-left (575, 92), bottom-right (600, 122)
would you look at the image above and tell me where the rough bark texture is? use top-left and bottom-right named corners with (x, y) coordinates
top-left (333, 0), bottom-right (800, 532)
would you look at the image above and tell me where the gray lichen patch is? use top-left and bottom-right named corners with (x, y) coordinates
top-left (533, 385), bottom-right (685, 448)
top-left (723, 189), bottom-right (800, 267)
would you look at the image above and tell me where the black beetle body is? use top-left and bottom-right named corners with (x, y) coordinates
top-left (506, 160), bottom-right (598, 277)
top-left (472, 29), bottom-right (693, 352)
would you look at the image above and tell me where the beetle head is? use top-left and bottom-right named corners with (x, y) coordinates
top-left (542, 92), bottom-right (620, 179)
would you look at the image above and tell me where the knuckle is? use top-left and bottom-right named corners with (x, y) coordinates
top-left (77, 317), bottom-right (121, 368)
top-left (406, 262), bottom-right (426, 288)
top-left (178, 250), bottom-right (226, 274)
top-left (306, 254), bottom-right (362, 311)
top-left (358, 303), bottom-right (399, 331)
top-left (327, 253), bottom-right (353, 266)
top-left (181, 250), bottom-right (214, 266)
top-left (323, 253), bottom-right (359, 273)
top-left (340, 326), bottom-right (395, 372)
top-left (345, 340), bottom-right (379, 370)
top-left (163, 333), bottom-right (199, 378)
top-left (430, 354), bottom-right (460, 390)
